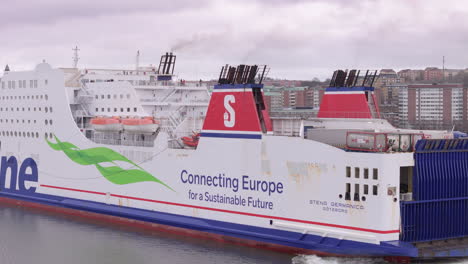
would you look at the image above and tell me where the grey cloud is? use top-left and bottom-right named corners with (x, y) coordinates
top-left (1, 0), bottom-right (468, 80)
top-left (0, 0), bottom-right (210, 28)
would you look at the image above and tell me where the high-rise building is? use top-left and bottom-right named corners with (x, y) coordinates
top-left (398, 83), bottom-right (465, 130)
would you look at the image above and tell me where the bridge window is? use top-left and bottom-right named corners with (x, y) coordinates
top-left (373, 168), bottom-right (378, 180)
top-left (373, 185), bottom-right (378, 195)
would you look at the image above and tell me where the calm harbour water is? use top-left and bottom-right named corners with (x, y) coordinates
top-left (0, 204), bottom-right (466, 264)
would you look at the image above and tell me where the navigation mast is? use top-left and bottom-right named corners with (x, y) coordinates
top-left (72, 46), bottom-right (80, 68)
top-left (136, 50), bottom-right (140, 73)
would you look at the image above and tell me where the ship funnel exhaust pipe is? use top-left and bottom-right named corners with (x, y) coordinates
top-left (157, 52), bottom-right (177, 77)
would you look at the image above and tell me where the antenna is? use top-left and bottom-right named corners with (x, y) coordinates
top-left (72, 46), bottom-right (80, 68)
top-left (136, 50), bottom-right (140, 72)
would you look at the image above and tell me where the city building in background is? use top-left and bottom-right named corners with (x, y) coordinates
top-left (398, 69), bottom-right (424, 82)
top-left (263, 85), bottom-right (323, 112)
top-left (423, 67), bottom-right (444, 81)
top-left (398, 83), bottom-right (467, 130)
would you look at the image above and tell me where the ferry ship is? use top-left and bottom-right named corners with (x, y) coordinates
top-left (1, 51), bottom-right (468, 261)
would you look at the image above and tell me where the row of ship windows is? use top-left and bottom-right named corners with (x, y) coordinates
top-left (0, 119), bottom-right (39, 124)
top-left (0, 119), bottom-right (53, 125)
top-left (0, 106), bottom-right (53, 113)
top-left (0, 131), bottom-right (53, 139)
top-left (1, 79), bottom-right (47, 89)
top-left (0, 94), bottom-right (49, 100)
top-left (346, 167), bottom-right (378, 180)
top-left (95, 94), bottom-right (131, 100)
top-left (341, 183), bottom-right (378, 202)
top-left (96, 107), bottom-right (138, 113)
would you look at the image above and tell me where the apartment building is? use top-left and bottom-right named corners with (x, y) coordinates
top-left (398, 83), bottom-right (465, 130)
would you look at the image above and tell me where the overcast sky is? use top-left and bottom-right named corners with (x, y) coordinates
top-left (1, 0), bottom-right (467, 80)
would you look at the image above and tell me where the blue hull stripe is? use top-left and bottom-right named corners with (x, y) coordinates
top-left (201, 133), bottom-right (262, 139)
top-left (326, 86), bottom-right (374, 92)
top-left (0, 189), bottom-right (416, 257)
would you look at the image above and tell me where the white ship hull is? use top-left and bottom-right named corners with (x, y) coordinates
top-left (0, 60), bottom-right (465, 260)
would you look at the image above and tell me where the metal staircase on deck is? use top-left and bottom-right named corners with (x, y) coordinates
top-left (160, 105), bottom-right (188, 148)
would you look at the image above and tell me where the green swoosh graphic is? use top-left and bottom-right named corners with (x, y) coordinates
top-left (46, 135), bottom-right (173, 191)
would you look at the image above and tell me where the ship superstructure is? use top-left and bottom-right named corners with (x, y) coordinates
top-left (0, 55), bottom-right (468, 261)
top-left (65, 52), bottom-right (209, 150)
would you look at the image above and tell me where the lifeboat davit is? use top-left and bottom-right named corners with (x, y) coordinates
top-left (122, 117), bottom-right (159, 133)
top-left (90, 117), bottom-right (122, 132)
top-left (181, 132), bottom-right (200, 148)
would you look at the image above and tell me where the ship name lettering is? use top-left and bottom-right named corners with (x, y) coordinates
top-left (0, 156), bottom-right (38, 193)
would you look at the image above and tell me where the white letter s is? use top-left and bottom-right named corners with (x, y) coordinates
top-left (224, 95), bottom-right (235, 128)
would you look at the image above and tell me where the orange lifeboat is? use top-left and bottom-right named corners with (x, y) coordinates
top-left (90, 116), bottom-right (122, 132)
top-left (181, 132), bottom-right (200, 148)
top-left (122, 117), bottom-right (159, 133)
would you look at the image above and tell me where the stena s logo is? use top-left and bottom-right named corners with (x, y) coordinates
top-left (223, 95), bottom-right (235, 128)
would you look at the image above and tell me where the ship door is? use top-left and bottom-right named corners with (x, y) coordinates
top-left (400, 166), bottom-right (413, 201)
